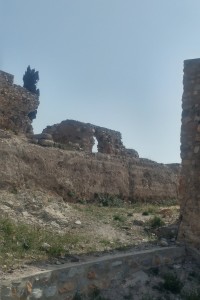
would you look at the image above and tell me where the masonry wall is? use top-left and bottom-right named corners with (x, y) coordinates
top-left (178, 58), bottom-right (200, 249)
top-left (0, 70), bottom-right (39, 135)
top-left (42, 120), bottom-right (138, 156)
top-left (1, 247), bottom-right (185, 300)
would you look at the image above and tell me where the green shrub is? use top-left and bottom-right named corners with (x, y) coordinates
top-left (142, 211), bottom-right (149, 216)
top-left (48, 245), bottom-right (64, 257)
top-left (149, 216), bottom-right (165, 229)
top-left (163, 273), bottom-right (183, 294)
top-left (68, 191), bottom-right (76, 198)
top-left (96, 194), bottom-right (123, 207)
top-left (0, 216), bottom-right (82, 269)
top-left (113, 214), bottom-right (126, 222)
top-left (0, 219), bottom-right (15, 236)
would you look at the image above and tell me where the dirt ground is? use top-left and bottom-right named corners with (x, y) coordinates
top-left (1, 190), bottom-right (199, 299)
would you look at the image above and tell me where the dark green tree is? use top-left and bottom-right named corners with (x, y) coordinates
top-left (23, 66), bottom-right (40, 96)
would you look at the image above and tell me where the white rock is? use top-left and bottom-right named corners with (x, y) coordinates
top-left (41, 242), bottom-right (51, 251)
top-left (160, 239), bottom-right (169, 247)
top-left (51, 221), bottom-right (60, 228)
top-left (75, 220), bottom-right (81, 225)
top-left (22, 211), bottom-right (29, 217)
top-left (32, 288), bottom-right (43, 299)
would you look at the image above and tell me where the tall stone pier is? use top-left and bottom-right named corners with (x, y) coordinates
top-left (178, 59), bottom-right (200, 249)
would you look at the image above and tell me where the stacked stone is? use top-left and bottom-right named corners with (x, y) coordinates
top-left (1, 247), bottom-right (185, 300)
top-left (43, 120), bottom-right (127, 155)
top-left (33, 133), bottom-right (54, 147)
top-left (0, 70), bottom-right (14, 88)
top-left (178, 58), bottom-right (200, 249)
top-left (43, 120), bottom-right (94, 152)
top-left (124, 148), bottom-right (139, 158)
top-left (94, 126), bottom-right (125, 155)
top-left (0, 70), bottom-right (39, 135)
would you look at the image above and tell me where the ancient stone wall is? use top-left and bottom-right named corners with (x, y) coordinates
top-left (94, 125), bottom-right (125, 155)
top-left (0, 68), bottom-right (179, 205)
top-left (0, 135), bottom-right (179, 203)
top-left (42, 119), bottom-right (139, 157)
top-left (0, 70), bottom-right (39, 135)
top-left (0, 70), bottom-right (14, 87)
top-left (1, 247), bottom-right (185, 300)
top-left (178, 59), bottom-right (200, 249)
top-left (43, 120), bottom-right (95, 152)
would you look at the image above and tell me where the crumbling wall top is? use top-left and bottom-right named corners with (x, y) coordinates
top-left (42, 119), bottom-right (139, 157)
top-left (0, 69), bottom-right (39, 135)
top-left (0, 71), bottom-right (14, 87)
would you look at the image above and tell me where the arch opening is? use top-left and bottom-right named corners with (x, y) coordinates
top-left (92, 136), bottom-right (98, 153)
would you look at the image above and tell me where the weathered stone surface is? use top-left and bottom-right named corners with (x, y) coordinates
top-left (0, 134), bottom-right (179, 202)
top-left (0, 68), bottom-right (179, 203)
top-left (178, 58), bottom-right (200, 249)
top-left (0, 246), bottom-right (185, 300)
top-left (0, 70), bottom-right (39, 135)
top-left (42, 119), bottom-right (139, 157)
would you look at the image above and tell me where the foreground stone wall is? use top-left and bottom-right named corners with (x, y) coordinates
top-left (178, 59), bottom-right (200, 249)
top-left (0, 70), bottom-right (39, 135)
top-left (1, 247), bottom-right (185, 300)
top-left (42, 120), bottom-right (138, 157)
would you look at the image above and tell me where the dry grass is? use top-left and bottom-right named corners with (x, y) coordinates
top-left (0, 199), bottom-right (179, 271)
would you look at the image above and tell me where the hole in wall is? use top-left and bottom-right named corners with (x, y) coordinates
top-left (92, 136), bottom-right (98, 153)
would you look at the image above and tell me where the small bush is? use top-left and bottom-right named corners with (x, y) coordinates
top-left (78, 199), bottom-right (87, 205)
top-left (0, 219), bottom-right (15, 236)
top-left (149, 216), bottom-right (165, 229)
top-left (48, 245), bottom-right (64, 257)
top-left (68, 191), bottom-right (76, 198)
top-left (142, 211), bottom-right (149, 216)
top-left (96, 194), bottom-right (123, 207)
top-left (163, 273), bottom-right (183, 294)
top-left (113, 214), bottom-right (126, 222)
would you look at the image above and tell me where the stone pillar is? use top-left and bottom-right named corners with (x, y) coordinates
top-left (178, 58), bottom-right (200, 249)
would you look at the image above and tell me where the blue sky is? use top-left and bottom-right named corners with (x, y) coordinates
top-left (1, 0), bottom-right (200, 163)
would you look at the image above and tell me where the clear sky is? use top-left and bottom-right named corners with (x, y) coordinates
top-left (1, 1), bottom-right (200, 163)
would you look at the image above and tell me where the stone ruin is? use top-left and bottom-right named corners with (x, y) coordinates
top-left (178, 58), bottom-right (200, 250)
top-left (0, 68), bottom-right (179, 204)
top-left (0, 70), bottom-right (39, 135)
top-left (0, 69), bottom-right (139, 157)
top-left (35, 119), bottom-right (139, 157)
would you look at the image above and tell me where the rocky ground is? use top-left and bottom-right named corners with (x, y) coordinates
top-left (1, 190), bottom-right (200, 299)
top-left (0, 189), bottom-right (179, 277)
top-left (92, 258), bottom-right (200, 300)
